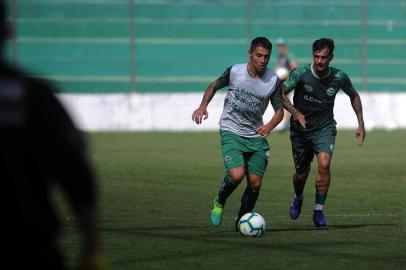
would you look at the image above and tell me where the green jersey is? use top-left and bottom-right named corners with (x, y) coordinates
top-left (283, 64), bottom-right (357, 133)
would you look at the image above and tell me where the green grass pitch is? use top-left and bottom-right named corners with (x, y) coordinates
top-left (59, 130), bottom-right (406, 270)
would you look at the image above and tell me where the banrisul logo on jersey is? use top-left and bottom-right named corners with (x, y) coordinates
top-left (326, 87), bottom-right (336, 96)
top-left (304, 85), bottom-right (313, 92)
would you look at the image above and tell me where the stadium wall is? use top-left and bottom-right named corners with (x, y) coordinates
top-left (58, 93), bottom-right (406, 131)
top-left (5, 1), bottom-right (406, 132)
top-left (6, 0), bottom-right (406, 94)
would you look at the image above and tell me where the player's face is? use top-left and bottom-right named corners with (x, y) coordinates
top-left (312, 48), bottom-right (333, 73)
top-left (249, 46), bottom-right (271, 73)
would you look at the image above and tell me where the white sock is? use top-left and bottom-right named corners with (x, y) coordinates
top-left (314, 204), bottom-right (324, 211)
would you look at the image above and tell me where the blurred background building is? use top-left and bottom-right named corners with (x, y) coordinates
top-left (5, 0), bottom-right (406, 131)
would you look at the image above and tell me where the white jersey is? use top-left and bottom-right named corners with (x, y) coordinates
top-left (217, 63), bottom-right (282, 138)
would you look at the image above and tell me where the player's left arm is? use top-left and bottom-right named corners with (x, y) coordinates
top-left (255, 85), bottom-right (284, 138)
top-left (342, 73), bottom-right (366, 146)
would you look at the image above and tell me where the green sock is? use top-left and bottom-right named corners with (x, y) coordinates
top-left (315, 193), bottom-right (327, 205)
top-left (217, 175), bottom-right (239, 206)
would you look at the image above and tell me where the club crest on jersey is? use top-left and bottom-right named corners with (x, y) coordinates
top-left (304, 85), bottom-right (313, 92)
top-left (225, 155), bottom-right (232, 164)
top-left (326, 87), bottom-right (336, 96)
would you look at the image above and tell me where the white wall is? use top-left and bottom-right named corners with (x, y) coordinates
top-left (58, 92), bottom-right (406, 131)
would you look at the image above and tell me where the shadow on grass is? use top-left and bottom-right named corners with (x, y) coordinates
top-left (95, 222), bottom-right (396, 234)
top-left (92, 222), bottom-right (406, 267)
top-left (268, 222), bottom-right (396, 232)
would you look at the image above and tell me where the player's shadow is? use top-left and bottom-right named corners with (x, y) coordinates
top-left (267, 223), bottom-right (395, 232)
top-left (94, 222), bottom-right (396, 236)
top-left (94, 222), bottom-right (402, 265)
top-left (95, 223), bottom-right (401, 265)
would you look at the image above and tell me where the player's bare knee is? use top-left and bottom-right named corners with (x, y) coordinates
top-left (318, 160), bottom-right (331, 175)
top-left (249, 180), bottom-right (262, 191)
top-left (317, 154), bottom-right (331, 170)
top-left (228, 170), bottom-right (245, 182)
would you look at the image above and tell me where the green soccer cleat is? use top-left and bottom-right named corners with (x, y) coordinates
top-left (210, 199), bottom-right (223, 227)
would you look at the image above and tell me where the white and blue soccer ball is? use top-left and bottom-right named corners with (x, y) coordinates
top-left (238, 212), bottom-right (266, 237)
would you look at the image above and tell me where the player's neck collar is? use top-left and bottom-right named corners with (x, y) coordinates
top-left (311, 63), bottom-right (330, 79)
top-left (247, 63), bottom-right (266, 78)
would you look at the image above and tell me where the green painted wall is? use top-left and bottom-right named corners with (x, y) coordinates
top-left (4, 0), bottom-right (406, 93)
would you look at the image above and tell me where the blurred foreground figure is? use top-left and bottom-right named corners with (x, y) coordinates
top-left (0, 1), bottom-right (105, 269)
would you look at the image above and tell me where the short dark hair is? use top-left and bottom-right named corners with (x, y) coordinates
top-left (312, 38), bottom-right (335, 56)
top-left (250, 37), bottom-right (272, 52)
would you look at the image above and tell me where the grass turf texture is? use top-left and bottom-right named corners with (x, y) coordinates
top-left (59, 130), bottom-right (406, 270)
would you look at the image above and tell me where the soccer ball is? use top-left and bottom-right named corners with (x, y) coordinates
top-left (275, 67), bottom-right (289, 80)
top-left (238, 212), bottom-right (266, 237)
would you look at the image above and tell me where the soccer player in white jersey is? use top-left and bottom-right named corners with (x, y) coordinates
top-left (192, 37), bottom-right (284, 229)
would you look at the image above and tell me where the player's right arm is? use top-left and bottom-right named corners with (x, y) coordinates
top-left (192, 66), bottom-right (231, 124)
top-left (281, 69), bottom-right (306, 128)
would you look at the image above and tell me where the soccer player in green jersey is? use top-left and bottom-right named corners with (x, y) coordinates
top-left (192, 37), bottom-right (284, 230)
top-left (281, 38), bottom-right (366, 227)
